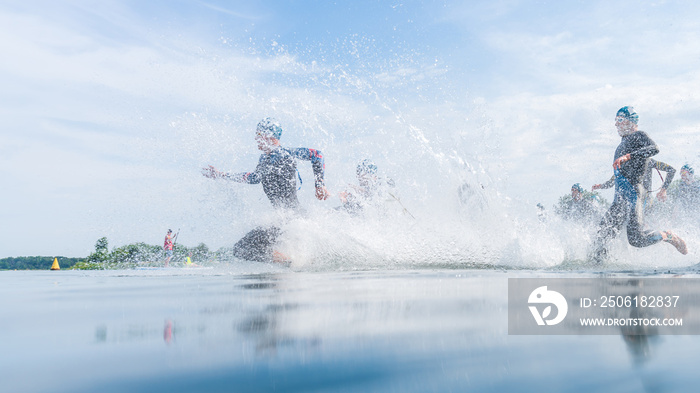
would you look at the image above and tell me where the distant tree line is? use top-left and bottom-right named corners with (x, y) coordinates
top-left (2, 237), bottom-right (219, 270)
top-left (73, 237), bottom-right (216, 270)
top-left (0, 256), bottom-right (82, 270)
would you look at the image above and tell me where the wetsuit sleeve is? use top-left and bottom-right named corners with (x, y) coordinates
top-left (599, 175), bottom-right (615, 189)
top-left (629, 132), bottom-right (659, 160)
top-left (290, 148), bottom-right (325, 188)
top-left (222, 156), bottom-right (263, 184)
top-left (653, 160), bottom-right (676, 189)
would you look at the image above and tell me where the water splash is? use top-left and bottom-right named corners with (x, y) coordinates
top-left (158, 36), bottom-right (699, 272)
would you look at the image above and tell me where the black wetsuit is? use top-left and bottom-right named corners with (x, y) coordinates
top-left (225, 147), bottom-right (325, 262)
top-left (594, 131), bottom-right (664, 255)
top-left (598, 158), bottom-right (675, 207)
top-left (642, 159), bottom-right (675, 195)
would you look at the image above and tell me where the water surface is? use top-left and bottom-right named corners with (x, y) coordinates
top-left (2, 266), bottom-right (699, 392)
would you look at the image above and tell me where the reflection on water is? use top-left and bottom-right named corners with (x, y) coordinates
top-left (238, 305), bottom-right (322, 356)
top-left (619, 280), bottom-right (656, 365)
top-left (2, 269), bottom-right (700, 392)
top-left (164, 320), bottom-right (173, 344)
top-left (622, 319), bottom-right (656, 366)
top-left (611, 279), bottom-right (683, 392)
top-left (95, 325), bottom-right (107, 343)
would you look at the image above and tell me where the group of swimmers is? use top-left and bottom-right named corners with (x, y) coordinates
top-left (169, 107), bottom-right (692, 264)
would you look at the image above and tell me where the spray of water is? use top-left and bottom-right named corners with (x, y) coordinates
top-left (157, 36), bottom-right (699, 272)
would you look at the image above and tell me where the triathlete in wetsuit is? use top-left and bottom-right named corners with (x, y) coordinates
top-left (203, 118), bottom-right (329, 262)
top-left (339, 159), bottom-right (395, 215)
top-left (557, 183), bottom-right (601, 222)
top-left (669, 164), bottom-right (700, 214)
top-left (591, 107), bottom-right (687, 261)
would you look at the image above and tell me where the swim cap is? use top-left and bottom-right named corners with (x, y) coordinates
top-left (571, 183), bottom-right (583, 193)
top-left (681, 164), bottom-right (694, 175)
top-left (256, 118), bottom-right (283, 139)
top-left (356, 159), bottom-right (378, 176)
top-left (616, 106), bottom-right (639, 124)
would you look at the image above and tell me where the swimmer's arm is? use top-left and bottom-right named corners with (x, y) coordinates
top-left (592, 175), bottom-right (615, 190)
top-left (290, 148), bottom-right (325, 183)
top-left (202, 159), bottom-right (262, 184)
top-left (654, 160), bottom-right (676, 189)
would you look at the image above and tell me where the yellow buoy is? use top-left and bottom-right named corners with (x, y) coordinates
top-left (50, 258), bottom-right (60, 270)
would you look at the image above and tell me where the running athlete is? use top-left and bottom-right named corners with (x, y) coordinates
top-left (202, 118), bottom-right (329, 262)
top-left (591, 106), bottom-right (687, 262)
top-left (668, 164), bottom-right (700, 214)
top-left (339, 159), bottom-right (395, 215)
top-left (556, 183), bottom-right (602, 222)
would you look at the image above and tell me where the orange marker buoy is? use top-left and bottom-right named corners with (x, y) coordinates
top-left (50, 258), bottom-right (60, 270)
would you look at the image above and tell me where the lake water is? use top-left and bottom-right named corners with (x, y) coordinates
top-left (2, 265), bottom-right (700, 393)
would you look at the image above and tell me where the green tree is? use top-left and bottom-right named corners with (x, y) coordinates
top-left (189, 243), bottom-right (210, 263)
top-left (95, 237), bottom-right (109, 254)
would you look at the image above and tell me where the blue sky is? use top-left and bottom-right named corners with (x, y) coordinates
top-left (2, 0), bottom-right (700, 258)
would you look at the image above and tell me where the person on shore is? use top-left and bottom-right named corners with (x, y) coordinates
top-left (590, 106), bottom-right (687, 262)
top-left (163, 229), bottom-right (177, 267)
top-left (202, 118), bottom-right (329, 262)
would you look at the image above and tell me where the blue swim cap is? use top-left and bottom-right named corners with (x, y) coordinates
top-left (571, 183), bottom-right (583, 193)
top-left (356, 159), bottom-right (378, 176)
top-left (616, 106), bottom-right (639, 124)
top-left (256, 118), bottom-right (283, 139)
top-left (681, 164), bottom-right (694, 175)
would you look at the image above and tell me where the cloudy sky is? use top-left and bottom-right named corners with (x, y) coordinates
top-left (2, 0), bottom-right (700, 258)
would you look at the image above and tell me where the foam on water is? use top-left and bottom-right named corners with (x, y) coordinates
top-left (204, 179), bottom-right (700, 272)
